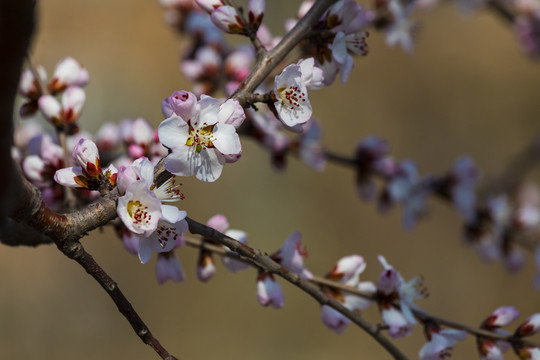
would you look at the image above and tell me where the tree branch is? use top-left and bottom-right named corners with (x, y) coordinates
top-left (185, 217), bottom-right (409, 360)
top-left (231, 0), bottom-right (338, 106)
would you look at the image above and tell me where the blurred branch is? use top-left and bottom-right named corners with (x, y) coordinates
top-left (488, 0), bottom-right (516, 24)
top-left (183, 234), bottom-right (540, 350)
top-left (184, 217), bottom-right (409, 360)
top-left (478, 134), bottom-right (540, 198)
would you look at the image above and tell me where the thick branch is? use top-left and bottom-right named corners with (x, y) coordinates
top-left (0, 0), bottom-right (35, 221)
top-left (8, 171), bottom-right (178, 359)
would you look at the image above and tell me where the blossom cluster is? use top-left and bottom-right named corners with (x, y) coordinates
top-left (19, 57), bottom-right (88, 134)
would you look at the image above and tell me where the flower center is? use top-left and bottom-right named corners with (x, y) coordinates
top-left (278, 86), bottom-right (306, 110)
top-left (185, 123), bottom-right (216, 153)
top-left (127, 200), bottom-right (152, 226)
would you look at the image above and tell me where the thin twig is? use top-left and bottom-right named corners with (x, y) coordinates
top-left (185, 217), bottom-right (409, 360)
top-left (183, 234), bottom-right (540, 350)
top-left (59, 239), bottom-right (178, 360)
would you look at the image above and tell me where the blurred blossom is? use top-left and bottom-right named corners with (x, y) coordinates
top-left (320, 255), bottom-right (375, 333)
top-left (481, 306), bottom-right (519, 330)
top-left (271, 232), bottom-right (313, 279)
top-left (449, 156), bottom-right (478, 223)
top-left (156, 252), bottom-right (186, 284)
top-left (257, 272), bottom-right (284, 308)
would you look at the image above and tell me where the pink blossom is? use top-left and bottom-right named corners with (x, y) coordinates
top-left (73, 138), bottom-right (101, 177)
top-left (257, 272), bottom-right (284, 308)
top-left (162, 90), bottom-right (198, 120)
top-left (49, 57), bottom-right (89, 94)
top-left (210, 6), bottom-right (246, 34)
top-left (158, 94), bottom-right (244, 182)
top-left (419, 330), bottom-right (467, 360)
top-left (197, 250), bottom-right (216, 282)
top-left (19, 65), bottom-right (46, 99)
top-left (95, 122), bottom-right (120, 151)
top-left (481, 306), bottom-right (520, 330)
top-left (516, 313), bottom-right (540, 337)
top-left (271, 232), bottom-right (312, 279)
top-left (321, 305), bottom-right (350, 334)
top-left (156, 252), bottom-right (185, 284)
top-left (321, 254), bottom-right (375, 333)
top-left (273, 64), bottom-right (312, 127)
top-left (195, 0), bottom-right (224, 13)
top-left (248, 0), bottom-right (265, 27)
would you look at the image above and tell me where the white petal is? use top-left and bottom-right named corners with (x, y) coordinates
top-left (195, 95), bottom-right (220, 127)
top-left (138, 237), bottom-right (154, 264)
top-left (212, 123), bottom-right (241, 155)
top-left (132, 157), bottom-right (155, 187)
top-left (158, 116), bottom-right (190, 150)
top-left (54, 167), bottom-right (86, 188)
top-left (160, 204), bottom-right (187, 224)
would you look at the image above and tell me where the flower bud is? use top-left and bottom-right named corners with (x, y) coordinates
top-left (482, 306), bottom-right (519, 330)
top-left (210, 6), bottom-right (246, 34)
top-left (516, 313), bottom-right (540, 337)
top-left (195, 0), bottom-right (224, 13)
top-left (248, 0), bottom-right (265, 28)
top-left (38, 95), bottom-right (62, 126)
top-left (49, 57), bottom-right (89, 93)
top-left (162, 90), bottom-right (198, 120)
top-left (61, 86), bottom-right (86, 124)
top-left (73, 138), bottom-right (101, 177)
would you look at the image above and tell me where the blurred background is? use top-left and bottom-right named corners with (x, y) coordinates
top-left (2, 0), bottom-right (540, 359)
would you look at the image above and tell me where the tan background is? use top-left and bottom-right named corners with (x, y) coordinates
top-left (3, 0), bottom-right (540, 359)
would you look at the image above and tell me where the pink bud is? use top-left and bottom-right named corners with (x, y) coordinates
top-left (195, 0), bottom-right (224, 13)
top-left (206, 214), bottom-right (229, 233)
top-left (197, 251), bottom-right (216, 282)
top-left (257, 272), bottom-right (284, 308)
top-left (49, 57), bottom-right (89, 93)
top-left (482, 306), bottom-right (519, 329)
top-left (38, 95), bottom-right (62, 126)
top-left (128, 144), bottom-right (146, 159)
top-left (162, 90), bottom-right (198, 120)
top-left (131, 118), bottom-right (154, 146)
top-left (321, 305), bottom-right (350, 334)
top-left (61, 86), bottom-right (86, 123)
top-left (328, 255), bottom-right (366, 283)
top-left (377, 268), bottom-right (398, 296)
top-left (156, 253), bottom-right (185, 284)
top-left (210, 6), bottom-right (246, 34)
top-left (248, 0), bottom-right (265, 27)
top-left (19, 66), bottom-right (46, 98)
top-left (96, 122), bottom-right (120, 151)
top-left (516, 313), bottom-right (540, 337)
top-left (73, 138), bottom-right (101, 177)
